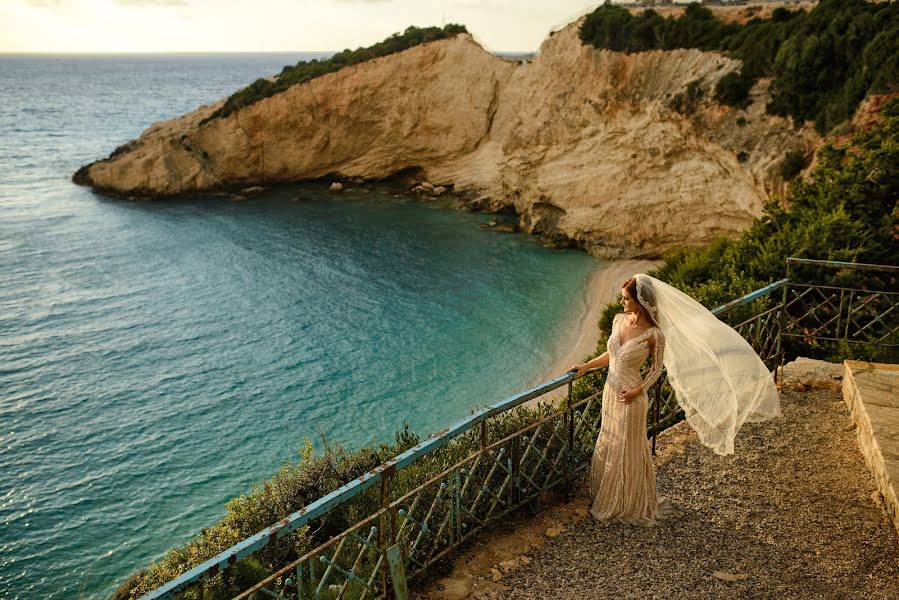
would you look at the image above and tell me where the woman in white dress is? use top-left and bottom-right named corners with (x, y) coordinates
top-left (569, 274), bottom-right (781, 525)
top-left (570, 276), bottom-right (664, 524)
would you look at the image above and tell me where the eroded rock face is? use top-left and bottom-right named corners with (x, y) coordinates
top-left (75, 20), bottom-right (818, 258)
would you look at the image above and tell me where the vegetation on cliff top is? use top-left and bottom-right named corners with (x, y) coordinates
top-left (201, 24), bottom-right (467, 125)
top-left (580, 0), bottom-right (899, 134)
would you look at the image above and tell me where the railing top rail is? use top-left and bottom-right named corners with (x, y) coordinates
top-left (142, 370), bottom-right (576, 599)
top-left (788, 281), bottom-right (899, 294)
top-left (786, 257), bottom-right (899, 274)
top-left (711, 278), bottom-right (789, 316)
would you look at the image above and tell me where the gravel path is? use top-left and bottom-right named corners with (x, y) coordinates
top-left (496, 388), bottom-right (899, 599)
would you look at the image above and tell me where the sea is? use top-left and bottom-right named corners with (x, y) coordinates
top-left (0, 54), bottom-right (599, 599)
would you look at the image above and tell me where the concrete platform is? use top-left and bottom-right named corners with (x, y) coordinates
top-left (843, 360), bottom-right (899, 535)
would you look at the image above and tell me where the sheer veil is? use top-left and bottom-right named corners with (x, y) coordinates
top-left (635, 274), bottom-right (781, 455)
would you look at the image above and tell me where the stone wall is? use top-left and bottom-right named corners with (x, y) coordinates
top-left (842, 360), bottom-right (899, 535)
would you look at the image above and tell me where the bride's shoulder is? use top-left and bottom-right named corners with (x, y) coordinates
top-left (613, 313), bottom-right (625, 324)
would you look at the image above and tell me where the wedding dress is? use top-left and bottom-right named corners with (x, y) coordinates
top-left (589, 313), bottom-right (665, 525)
top-left (588, 274), bottom-right (780, 524)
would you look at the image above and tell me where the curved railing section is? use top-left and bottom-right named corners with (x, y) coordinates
top-left (144, 373), bottom-right (584, 600)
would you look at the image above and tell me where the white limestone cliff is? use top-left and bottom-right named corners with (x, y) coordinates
top-left (75, 20), bottom-right (818, 258)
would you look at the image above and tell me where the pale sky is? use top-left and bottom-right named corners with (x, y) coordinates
top-left (0, 0), bottom-right (608, 54)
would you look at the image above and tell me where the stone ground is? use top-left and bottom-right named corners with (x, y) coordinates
top-left (413, 387), bottom-right (899, 600)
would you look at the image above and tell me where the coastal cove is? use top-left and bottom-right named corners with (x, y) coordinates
top-left (0, 54), bottom-right (616, 600)
top-left (5, 0), bottom-right (899, 595)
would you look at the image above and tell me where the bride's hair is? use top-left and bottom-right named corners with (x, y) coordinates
top-left (623, 276), bottom-right (658, 327)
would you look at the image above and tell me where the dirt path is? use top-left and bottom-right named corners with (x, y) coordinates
top-left (415, 387), bottom-right (899, 599)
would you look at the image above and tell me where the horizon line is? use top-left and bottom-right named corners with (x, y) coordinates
top-left (0, 49), bottom-right (537, 57)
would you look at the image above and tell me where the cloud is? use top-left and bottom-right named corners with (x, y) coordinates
top-left (114, 0), bottom-right (189, 6)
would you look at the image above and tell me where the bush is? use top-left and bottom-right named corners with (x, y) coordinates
top-left (670, 78), bottom-right (705, 114)
top-left (779, 150), bottom-right (806, 180)
top-left (714, 70), bottom-right (754, 108)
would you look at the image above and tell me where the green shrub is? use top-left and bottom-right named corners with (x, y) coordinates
top-left (714, 70), bottom-right (754, 108)
top-left (779, 150), bottom-right (806, 180)
top-left (670, 78), bottom-right (705, 114)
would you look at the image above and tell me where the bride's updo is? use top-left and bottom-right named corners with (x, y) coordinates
top-left (623, 276), bottom-right (659, 327)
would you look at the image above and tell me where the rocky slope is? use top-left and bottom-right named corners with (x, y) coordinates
top-left (74, 19), bottom-right (818, 259)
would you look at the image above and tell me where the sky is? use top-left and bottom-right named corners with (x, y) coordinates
top-left (0, 0), bottom-right (609, 54)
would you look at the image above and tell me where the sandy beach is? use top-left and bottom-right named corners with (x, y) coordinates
top-left (526, 258), bottom-right (660, 407)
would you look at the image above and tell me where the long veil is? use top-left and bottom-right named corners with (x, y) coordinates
top-left (635, 274), bottom-right (781, 455)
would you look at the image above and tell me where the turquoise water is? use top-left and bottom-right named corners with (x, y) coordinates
top-left (0, 55), bottom-right (598, 598)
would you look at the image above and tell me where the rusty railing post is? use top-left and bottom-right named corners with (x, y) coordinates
top-left (511, 435), bottom-right (521, 506)
top-left (777, 279), bottom-right (789, 387)
top-left (379, 474), bottom-right (391, 598)
top-left (565, 380), bottom-right (574, 500)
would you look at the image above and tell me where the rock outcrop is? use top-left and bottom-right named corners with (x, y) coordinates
top-left (74, 19), bottom-right (818, 258)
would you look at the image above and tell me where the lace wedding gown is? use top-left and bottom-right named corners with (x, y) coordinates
top-left (590, 313), bottom-right (666, 525)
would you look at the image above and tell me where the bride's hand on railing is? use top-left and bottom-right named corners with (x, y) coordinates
top-left (567, 363), bottom-right (588, 379)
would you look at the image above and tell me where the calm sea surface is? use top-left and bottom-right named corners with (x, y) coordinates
top-left (0, 54), bottom-right (598, 599)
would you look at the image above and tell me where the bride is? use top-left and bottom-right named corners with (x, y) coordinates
top-left (569, 274), bottom-right (780, 525)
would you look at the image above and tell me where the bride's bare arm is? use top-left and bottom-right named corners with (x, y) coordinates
top-left (568, 351), bottom-right (610, 377)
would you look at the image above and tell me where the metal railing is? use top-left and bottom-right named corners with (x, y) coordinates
top-left (781, 258), bottom-right (898, 349)
top-left (140, 258), bottom-right (897, 600)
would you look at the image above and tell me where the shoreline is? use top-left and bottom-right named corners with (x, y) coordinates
top-left (527, 258), bottom-right (661, 407)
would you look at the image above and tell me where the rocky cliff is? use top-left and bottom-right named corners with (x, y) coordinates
top-left (74, 20), bottom-right (818, 259)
